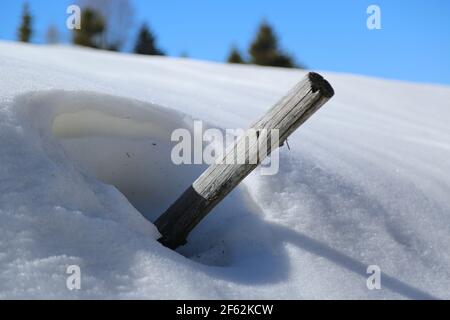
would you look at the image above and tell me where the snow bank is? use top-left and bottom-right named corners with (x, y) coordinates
top-left (1, 41), bottom-right (450, 299)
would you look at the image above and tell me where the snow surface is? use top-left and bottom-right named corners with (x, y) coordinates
top-left (1, 41), bottom-right (450, 299)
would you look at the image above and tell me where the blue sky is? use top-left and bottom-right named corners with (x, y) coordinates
top-left (1, 0), bottom-right (450, 85)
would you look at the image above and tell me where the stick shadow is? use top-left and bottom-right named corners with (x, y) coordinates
top-left (181, 186), bottom-right (438, 300)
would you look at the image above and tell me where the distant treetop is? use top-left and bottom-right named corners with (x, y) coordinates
top-left (227, 46), bottom-right (245, 64)
top-left (248, 21), bottom-right (299, 69)
top-left (73, 8), bottom-right (105, 49)
top-left (17, 2), bottom-right (33, 43)
top-left (134, 24), bottom-right (165, 56)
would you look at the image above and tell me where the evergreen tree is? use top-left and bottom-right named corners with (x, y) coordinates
top-left (73, 8), bottom-right (105, 49)
top-left (77, 0), bottom-right (134, 51)
top-left (271, 53), bottom-right (296, 68)
top-left (134, 24), bottom-right (164, 56)
top-left (249, 21), bottom-right (296, 68)
top-left (17, 2), bottom-right (33, 42)
top-left (227, 47), bottom-right (245, 64)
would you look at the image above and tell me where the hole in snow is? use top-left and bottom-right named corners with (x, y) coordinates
top-left (52, 102), bottom-right (206, 223)
top-left (47, 92), bottom-right (273, 268)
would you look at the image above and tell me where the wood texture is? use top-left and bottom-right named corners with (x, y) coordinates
top-left (155, 72), bottom-right (334, 249)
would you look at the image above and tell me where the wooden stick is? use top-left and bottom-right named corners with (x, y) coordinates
top-left (155, 72), bottom-right (334, 249)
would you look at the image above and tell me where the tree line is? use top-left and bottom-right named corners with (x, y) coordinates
top-left (16, 1), bottom-right (302, 68)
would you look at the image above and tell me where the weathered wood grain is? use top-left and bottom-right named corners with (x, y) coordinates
top-left (155, 72), bottom-right (334, 249)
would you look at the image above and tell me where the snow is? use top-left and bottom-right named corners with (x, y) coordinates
top-left (1, 41), bottom-right (450, 299)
